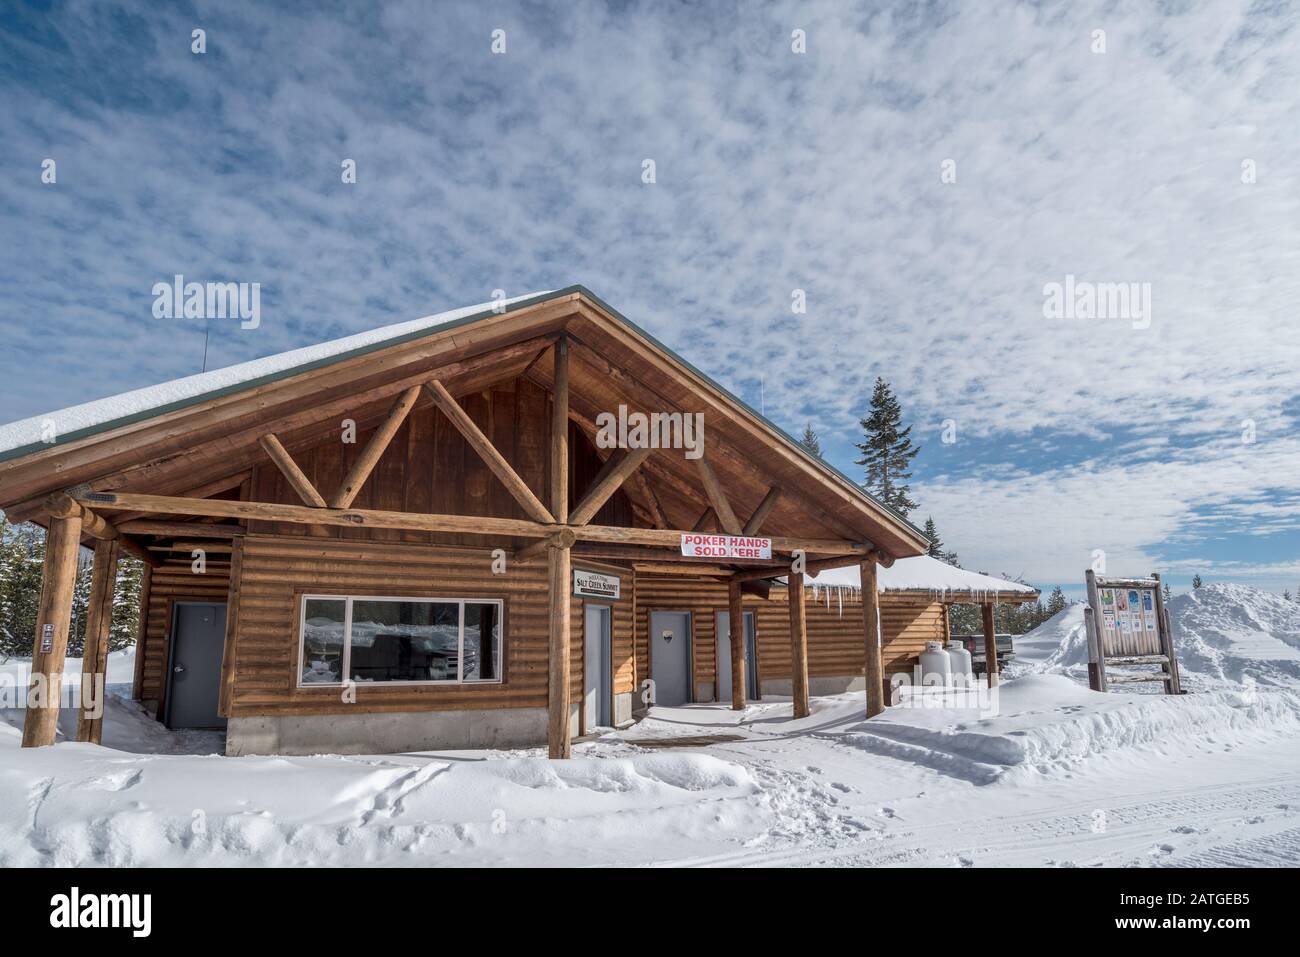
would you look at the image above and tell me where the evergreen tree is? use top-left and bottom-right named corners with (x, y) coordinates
top-left (855, 377), bottom-right (920, 516)
top-left (922, 517), bottom-right (944, 558)
top-left (110, 558), bottom-right (144, 650)
top-left (1192, 574), bottom-right (1203, 589)
top-left (0, 519), bottom-right (46, 660)
top-left (1046, 585), bottom-right (1067, 616)
top-left (798, 423), bottom-right (823, 459)
top-left (1285, 590), bottom-right (1293, 602)
top-left (1162, 581), bottom-right (1172, 603)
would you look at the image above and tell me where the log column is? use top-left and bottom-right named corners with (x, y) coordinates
top-left (547, 537), bottom-right (573, 758)
top-left (76, 538), bottom-right (120, 744)
top-left (22, 509), bottom-right (84, 747)
top-left (728, 580), bottom-right (745, 710)
top-left (861, 557), bottom-right (884, 717)
top-left (788, 572), bottom-right (810, 719)
top-left (546, 336), bottom-right (572, 759)
top-left (982, 601), bottom-right (999, 687)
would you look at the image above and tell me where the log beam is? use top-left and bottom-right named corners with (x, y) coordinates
top-left (258, 433), bottom-right (327, 507)
top-left (743, 486), bottom-right (782, 536)
top-left (76, 538), bottom-right (119, 744)
top-left (330, 384), bottom-right (422, 508)
top-left (788, 571), bottom-right (810, 719)
top-left (426, 379), bottom-right (555, 524)
top-left (694, 454), bottom-right (742, 535)
top-left (514, 528), bottom-right (577, 566)
top-left (71, 491), bottom-right (870, 555)
top-left (22, 509), bottom-right (84, 747)
top-left (570, 447), bottom-right (652, 526)
top-left (861, 557), bottom-right (884, 718)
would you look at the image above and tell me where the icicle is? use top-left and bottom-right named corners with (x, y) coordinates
top-left (837, 588), bottom-right (843, 617)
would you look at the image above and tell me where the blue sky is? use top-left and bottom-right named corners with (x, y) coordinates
top-left (1, 0), bottom-right (1298, 599)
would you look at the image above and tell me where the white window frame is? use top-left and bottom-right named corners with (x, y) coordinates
top-left (296, 594), bottom-right (504, 688)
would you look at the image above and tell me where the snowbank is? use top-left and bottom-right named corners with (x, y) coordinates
top-left (1167, 584), bottom-right (1300, 689)
top-left (840, 674), bottom-right (1300, 784)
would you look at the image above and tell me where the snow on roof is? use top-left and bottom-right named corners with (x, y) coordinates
top-left (0, 291), bottom-right (553, 458)
top-left (804, 555), bottom-right (1039, 601)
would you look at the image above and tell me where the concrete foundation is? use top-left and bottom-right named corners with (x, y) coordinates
top-left (613, 691), bottom-right (635, 727)
top-left (760, 674), bottom-right (866, 698)
top-left (227, 706), bottom-right (553, 756)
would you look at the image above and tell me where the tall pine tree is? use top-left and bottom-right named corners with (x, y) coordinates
top-left (855, 377), bottom-right (920, 516)
top-left (1046, 585), bottom-right (1067, 616)
top-left (1192, 574), bottom-right (1203, 589)
top-left (798, 423), bottom-right (823, 458)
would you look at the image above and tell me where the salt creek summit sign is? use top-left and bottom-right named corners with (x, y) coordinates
top-left (573, 569), bottom-right (620, 599)
top-left (679, 533), bottom-right (772, 560)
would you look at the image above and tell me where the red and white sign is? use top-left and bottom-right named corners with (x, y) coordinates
top-left (679, 533), bottom-right (772, 561)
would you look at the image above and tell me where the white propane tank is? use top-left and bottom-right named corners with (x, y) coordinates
top-left (918, 641), bottom-right (951, 686)
top-left (946, 640), bottom-right (974, 685)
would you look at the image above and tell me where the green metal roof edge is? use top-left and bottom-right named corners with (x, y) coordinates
top-left (1, 282), bottom-right (926, 544)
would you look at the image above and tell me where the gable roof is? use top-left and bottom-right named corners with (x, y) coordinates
top-left (0, 290), bottom-right (553, 461)
top-left (0, 286), bottom-right (928, 556)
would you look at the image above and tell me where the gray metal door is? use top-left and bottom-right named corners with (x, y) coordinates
top-left (649, 611), bottom-right (691, 707)
top-left (716, 611), bottom-right (758, 701)
top-left (583, 604), bottom-right (612, 728)
top-left (164, 602), bottom-right (228, 730)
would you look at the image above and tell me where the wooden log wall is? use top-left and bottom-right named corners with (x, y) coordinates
top-left (137, 557), bottom-right (233, 706)
top-left (633, 576), bottom-right (946, 700)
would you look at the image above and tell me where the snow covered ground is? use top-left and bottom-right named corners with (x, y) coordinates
top-left (2, 584), bottom-right (1298, 867)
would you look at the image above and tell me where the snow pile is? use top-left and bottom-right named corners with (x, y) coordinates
top-left (1005, 584), bottom-right (1300, 692)
top-left (0, 291), bottom-right (550, 456)
top-left (839, 674), bottom-right (1300, 785)
top-left (1003, 602), bottom-right (1089, 680)
top-left (1167, 584), bottom-right (1300, 689)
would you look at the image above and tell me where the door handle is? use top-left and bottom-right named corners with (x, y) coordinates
top-left (173, 665), bottom-right (185, 674)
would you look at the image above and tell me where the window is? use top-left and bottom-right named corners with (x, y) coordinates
top-left (297, 595), bottom-right (503, 687)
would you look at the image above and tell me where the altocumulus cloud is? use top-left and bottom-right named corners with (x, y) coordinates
top-left (0, 0), bottom-right (1297, 588)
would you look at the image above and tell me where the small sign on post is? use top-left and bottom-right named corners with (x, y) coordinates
top-left (1084, 570), bottom-right (1181, 695)
top-left (680, 533), bottom-right (772, 560)
top-left (39, 623), bottom-right (55, 654)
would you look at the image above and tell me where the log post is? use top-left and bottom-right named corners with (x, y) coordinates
top-left (131, 564), bottom-right (152, 701)
top-left (788, 572), bottom-right (809, 719)
top-left (547, 538), bottom-right (573, 758)
top-left (551, 337), bottom-right (569, 523)
top-left (861, 557), bottom-right (884, 717)
top-left (76, 538), bottom-right (120, 744)
top-left (982, 601), bottom-right (999, 687)
top-left (22, 510), bottom-right (85, 747)
top-left (728, 580), bottom-right (745, 710)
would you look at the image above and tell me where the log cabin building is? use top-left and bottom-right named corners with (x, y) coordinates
top-left (0, 287), bottom-right (1035, 758)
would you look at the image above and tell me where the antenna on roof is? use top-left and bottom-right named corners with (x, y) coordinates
top-left (201, 317), bottom-right (211, 373)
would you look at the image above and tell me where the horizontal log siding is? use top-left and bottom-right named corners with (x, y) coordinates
top-left (225, 535), bottom-right (553, 716)
top-left (139, 561), bottom-right (233, 704)
top-left (633, 576), bottom-right (945, 698)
